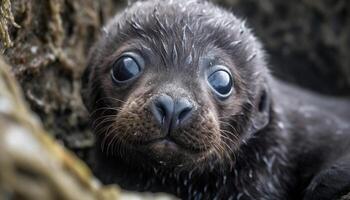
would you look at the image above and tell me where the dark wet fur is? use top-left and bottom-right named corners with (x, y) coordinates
top-left (81, 0), bottom-right (350, 199)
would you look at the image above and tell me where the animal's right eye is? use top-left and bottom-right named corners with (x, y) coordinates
top-left (111, 53), bottom-right (144, 83)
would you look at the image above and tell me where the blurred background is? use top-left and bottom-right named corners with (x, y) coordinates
top-left (1, 0), bottom-right (349, 164)
top-left (218, 0), bottom-right (350, 96)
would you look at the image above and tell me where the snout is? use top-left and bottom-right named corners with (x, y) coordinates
top-left (150, 94), bottom-right (194, 135)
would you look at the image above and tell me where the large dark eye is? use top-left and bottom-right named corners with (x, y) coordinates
top-left (111, 55), bottom-right (142, 83)
top-left (208, 69), bottom-right (233, 98)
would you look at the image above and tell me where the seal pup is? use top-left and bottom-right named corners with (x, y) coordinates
top-left (81, 0), bottom-right (350, 199)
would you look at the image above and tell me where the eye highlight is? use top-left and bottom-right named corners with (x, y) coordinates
top-left (111, 53), bottom-right (143, 83)
top-left (207, 67), bottom-right (233, 99)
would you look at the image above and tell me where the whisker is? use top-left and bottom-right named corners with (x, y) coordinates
top-left (96, 96), bottom-right (127, 104)
top-left (90, 106), bottom-right (119, 117)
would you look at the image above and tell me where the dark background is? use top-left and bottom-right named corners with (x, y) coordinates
top-left (3, 0), bottom-right (350, 162)
top-left (216, 0), bottom-right (350, 96)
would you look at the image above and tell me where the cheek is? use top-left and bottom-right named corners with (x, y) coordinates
top-left (114, 95), bottom-right (162, 142)
top-left (179, 107), bottom-right (221, 148)
top-left (193, 87), bottom-right (245, 144)
top-left (217, 95), bottom-right (245, 120)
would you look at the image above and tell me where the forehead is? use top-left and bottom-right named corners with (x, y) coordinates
top-left (97, 0), bottom-right (265, 81)
top-left (104, 1), bottom-right (249, 61)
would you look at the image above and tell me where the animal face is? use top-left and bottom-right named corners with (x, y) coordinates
top-left (82, 0), bottom-right (270, 171)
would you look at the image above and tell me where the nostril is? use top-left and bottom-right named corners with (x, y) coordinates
top-left (174, 98), bottom-right (193, 126)
top-left (178, 107), bottom-right (192, 122)
top-left (156, 104), bottom-right (166, 124)
top-left (151, 95), bottom-right (174, 127)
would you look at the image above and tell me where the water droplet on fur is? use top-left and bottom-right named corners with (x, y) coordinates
top-left (237, 193), bottom-right (243, 200)
top-left (188, 170), bottom-right (194, 179)
top-left (209, 164), bottom-right (214, 171)
top-left (153, 167), bottom-right (158, 175)
top-left (249, 170), bottom-right (253, 178)
top-left (215, 180), bottom-right (219, 187)
top-left (184, 179), bottom-right (188, 186)
top-left (277, 122), bottom-right (284, 129)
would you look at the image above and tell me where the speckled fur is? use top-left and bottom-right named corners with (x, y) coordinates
top-left (81, 0), bottom-right (350, 199)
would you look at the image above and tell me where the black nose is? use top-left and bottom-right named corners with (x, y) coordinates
top-left (151, 95), bottom-right (193, 134)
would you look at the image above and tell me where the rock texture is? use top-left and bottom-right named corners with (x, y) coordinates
top-left (1, 0), bottom-right (127, 158)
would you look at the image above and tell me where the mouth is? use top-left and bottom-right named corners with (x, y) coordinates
top-left (141, 136), bottom-right (205, 154)
top-left (147, 138), bottom-right (180, 152)
top-left (137, 136), bottom-right (218, 167)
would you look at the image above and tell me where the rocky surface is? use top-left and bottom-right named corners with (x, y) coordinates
top-left (0, 0), bottom-right (124, 158)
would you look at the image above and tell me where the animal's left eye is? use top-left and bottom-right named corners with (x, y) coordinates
top-left (208, 69), bottom-right (233, 98)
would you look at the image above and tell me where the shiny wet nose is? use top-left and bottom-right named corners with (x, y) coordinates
top-left (151, 95), bottom-right (193, 133)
